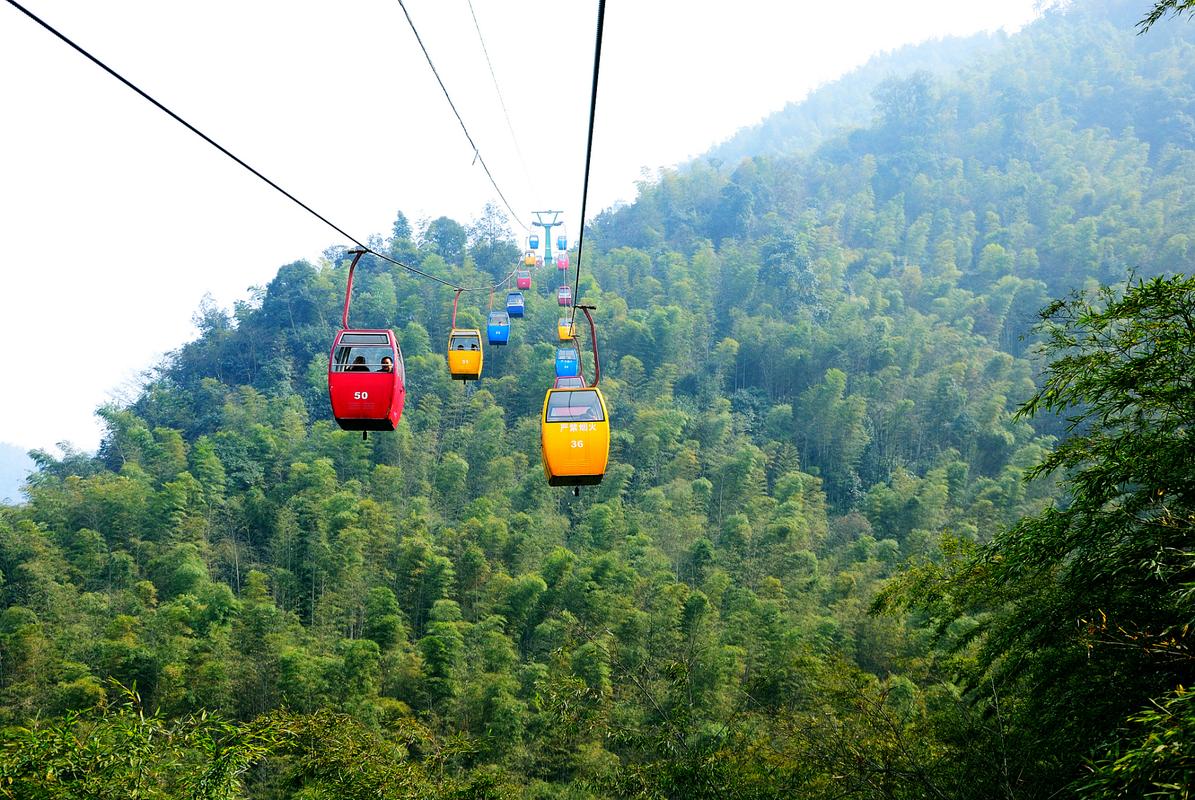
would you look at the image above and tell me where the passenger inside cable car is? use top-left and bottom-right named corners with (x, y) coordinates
top-left (333, 341), bottom-right (402, 378)
top-left (450, 333), bottom-right (480, 350)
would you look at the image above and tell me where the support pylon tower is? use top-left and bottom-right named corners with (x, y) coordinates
top-left (532, 210), bottom-right (565, 266)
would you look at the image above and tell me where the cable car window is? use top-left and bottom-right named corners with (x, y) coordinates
top-left (545, 390), bottom-right (604, 422)
top-left (450, 334), bottom-right (480, 351)
top-left (340, 333), bottom-right (390, 345)
top-left (334, 345), bottom-right (396, 372)
top-left (491, 312), bottom-right (510, 324)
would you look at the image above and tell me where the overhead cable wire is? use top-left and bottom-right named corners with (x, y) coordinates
top-left (570, 0), bottom-right (607, 329)
top-left (395, 0), bottom-right (530, 234)
top-left (466, 0), bottom-right (538, 201)
top-left (4, 0), bottom-right (523, 294)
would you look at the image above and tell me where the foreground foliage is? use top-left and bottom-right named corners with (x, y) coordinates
top-left (880, 274), bottom-right (1195, 796)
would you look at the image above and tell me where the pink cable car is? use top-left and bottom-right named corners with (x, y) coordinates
top-left (328, 251), bottom-right (405, 433)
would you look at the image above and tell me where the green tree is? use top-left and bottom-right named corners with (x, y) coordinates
top-left (881, 275), bottom-right (1195, 795)
top-left (421, 216), bottom-right (468, 265)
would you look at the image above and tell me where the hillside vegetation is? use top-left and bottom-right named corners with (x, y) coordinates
top-left (2, 1), bottom-right (1193, 797)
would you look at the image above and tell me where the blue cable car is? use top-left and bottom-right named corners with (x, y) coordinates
top-left (529, 234), bottom-right (540, 250)
top-left (555, 346), bottom-right (580, 378)
top-left (506, 291), bottom-right (525, 317)
top-left (487, 310), bottom-right (510, 345)
top-left (556, 235), bottom-right (567, 251)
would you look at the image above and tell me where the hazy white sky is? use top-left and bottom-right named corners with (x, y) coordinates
top-left (0, 0), bottom-right (1040, 453)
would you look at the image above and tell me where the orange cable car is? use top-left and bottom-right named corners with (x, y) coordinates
top-left (541, 387), bottom-right (609, 486)
top-left (446, 289), bottom-right (483, 380)
top-left (447, 329), bottom-right (483, 379)
top-left (541, 305), bottom-right (609, 488)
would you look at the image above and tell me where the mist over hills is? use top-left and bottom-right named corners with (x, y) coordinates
top-left (704, 30), bottom-right (1009, 165)
top-left (1, 1), bottom-right (1193, 797)
top-left (0, 443), bottom-right (31, 503)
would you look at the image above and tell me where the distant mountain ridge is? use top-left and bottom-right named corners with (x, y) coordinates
top-left (704, 31), bottom-right (1008, 165)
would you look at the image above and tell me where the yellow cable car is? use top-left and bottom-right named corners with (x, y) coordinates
top-left (557, 317), bottom-right (576, 341)
top-left (447, 328), bottom-right (483, 380)
top-left (540, 387), bottom-right (609, 486)
top-left (523, 251), bottom-right (537, 267)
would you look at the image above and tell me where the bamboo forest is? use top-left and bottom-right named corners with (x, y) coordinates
top-left (1, 0), bottom-right (1194, 797)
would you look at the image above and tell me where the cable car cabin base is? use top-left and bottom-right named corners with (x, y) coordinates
top-left (548, 473), bottom-right (604, 487)
top-left (335, 417), bottom-right (401, 432)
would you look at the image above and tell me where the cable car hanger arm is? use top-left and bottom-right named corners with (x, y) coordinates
top-left (577, 304), bottom-right (601, 387)
top-left (341, 249), bottom-right (367, 329)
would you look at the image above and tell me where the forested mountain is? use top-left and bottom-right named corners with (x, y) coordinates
top-left (2, 1), bottom-right (1193, 798)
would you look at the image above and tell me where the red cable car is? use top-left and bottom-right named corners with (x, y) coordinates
top-left (328, 250), bottom-right (406, 433)
top-left (517, 269), bottom-right (532, 290)
top-left (558, 285), bottom-right (573, 306)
